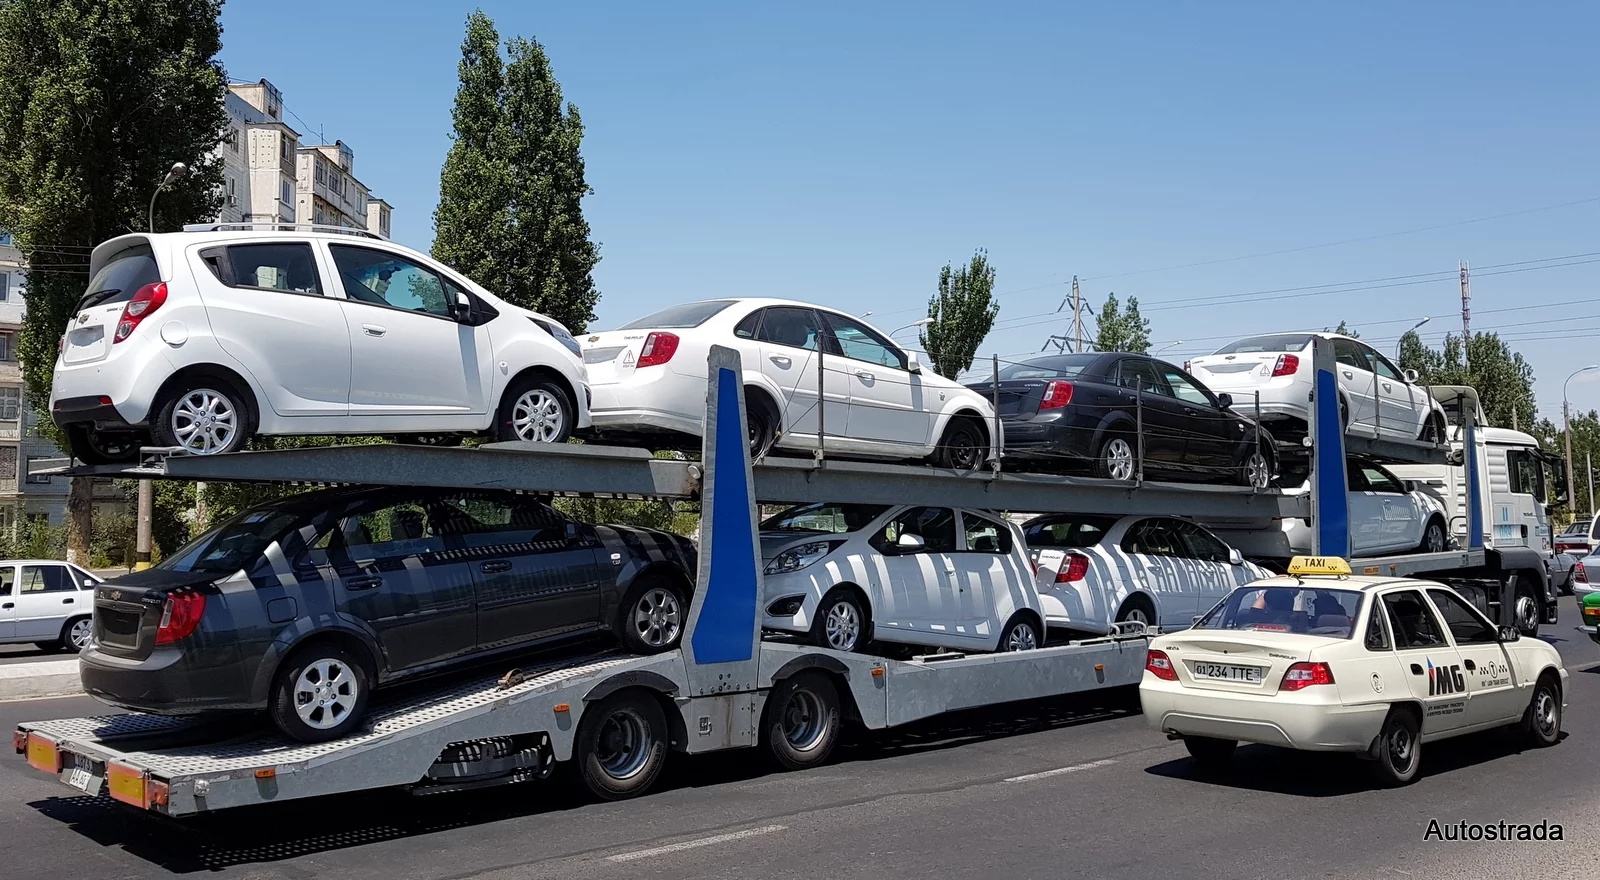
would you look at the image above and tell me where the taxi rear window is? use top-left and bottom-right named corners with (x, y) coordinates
top-left (1195, 586), bottom-right (1364, 638)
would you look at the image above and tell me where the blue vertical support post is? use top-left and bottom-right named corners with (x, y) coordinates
top-left (1308, 337), bottom-right (1352, 558)
top-left (1463, 396), bottom-right (1485, 550)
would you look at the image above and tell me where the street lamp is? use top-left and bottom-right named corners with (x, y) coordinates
top-left (148, 162), bottom-right (188, 233)
top-left (1155, 340), bottom-right (1184, 356)
top-left (891, 317), bottom-right (933, 337)
top-left (1397, 316), bottom-right (1430, 362)
top-left (1564, 364), bottom-right (1600, 514)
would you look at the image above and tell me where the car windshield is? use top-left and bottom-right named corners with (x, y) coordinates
top-left (78, 244), bottom-right (161, 311)
top-left (1194, 585), bottom-right (1364, 638)
top-left (762, 503), bottom-right (888, 534)
top-left (997, 355), bottom-right (1098, 381)
top-left (1024, 515), bottom-right (1117, 548)
top-left (1212, 334), bottom-right (1314, 355)
top-left (158, 508), bottom-right (305, 574)
top-left (616, 300), bottom-right (735, 330)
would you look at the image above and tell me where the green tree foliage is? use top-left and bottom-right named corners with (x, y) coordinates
top-left (919, 250), bottom-right (999, 379)
top-left (1092, 292), bottom-right (1151, 354)
top-left (1329, 320), bottom-right (1359, 338)
top-left (433, 12), bottom-right (601, 332)
top-left (1397, 330), bottom-right (1537, 430)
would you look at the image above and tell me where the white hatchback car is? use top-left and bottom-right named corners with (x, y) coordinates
top-left (583, 299), bottom-right (999, 469)
top-left (50, 226), bottom-right (590, 463)
top-left (759, 502), bottom-right (1045, 653)
top-left (1141, 558), bottom-right (1566, 786)
top-left (0, 560), bottom-right (103, 652)
top-left (1187, 332), bottom-right (1447, 445)
top-left (1020, 514), bottom-right (1270, 633)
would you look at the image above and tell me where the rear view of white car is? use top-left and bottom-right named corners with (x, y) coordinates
top-left (1187, 332), bottom-right (1447, 446)
top-left (759, 502), bottom-right (1045, 654)
top-left (50, 226), bottom-right (590, 463)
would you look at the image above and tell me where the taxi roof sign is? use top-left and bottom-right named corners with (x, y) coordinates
top-left (1286, 556), bottom-right (1351, 577)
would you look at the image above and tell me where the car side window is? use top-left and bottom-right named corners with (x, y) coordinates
top-left (1360, 466), bottom-right (1404, 494)
top-left (433, 494), bottom-right (571, 549)
top-left (820, 312), bottom-right (907, 370)
top-left (0, 566), bottom-right (13, 596)
top-left (328, 244), bottom-right (454, 318)
top-left (1115, 358), bottom-right (1163, 395)
top-left (1366, 346), bottom-right (1403, 380)
top-left (733, 309), bottom-right (763, 339)
top-left (1121, 519), bottom-right (1180, 557)
top-left (1158, 366), bottom-right (1214, 407)
top-left (1426, 589), bottom-right (1498, 644)
top-left (960, 512), bottom-right (1013, 554)
top-left (199, 242), bottom-right (324, 296)
top-left (875, 507), bottom-right (958, 554)
top-left (754, 306), bottom-right (823, 352)
top-left (1334, 339), bottom-right (1369, 371)
top-left (19, 565), bottom-right (72, 593)
top-left (1381, 589), bottom-right (1448, 649)
top-left (1364, 601), bottom-right (1392, 651)
top-left (1173, 520), bottom-right (1229, 561)
top-left (329, 501), bottom-right (448, 562)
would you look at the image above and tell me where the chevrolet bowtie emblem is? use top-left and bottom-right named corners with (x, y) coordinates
top-left (587, 335), bottom-right (599, 342)
top-left (110, 590), bottom-right (121, 600)
top-left (77, 313), bottom-right (88, 324)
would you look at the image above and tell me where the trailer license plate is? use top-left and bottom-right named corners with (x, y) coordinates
top-left (1191, 663), bottom-right (1261, 683)
top-left (64, 752), bottom-right (102, 793)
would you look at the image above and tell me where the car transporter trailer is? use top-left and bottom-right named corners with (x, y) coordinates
top-left (11, 340), bottom-right (1512, 815)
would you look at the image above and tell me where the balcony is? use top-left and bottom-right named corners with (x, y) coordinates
top-left (0, 422), bottom-right (19, 441)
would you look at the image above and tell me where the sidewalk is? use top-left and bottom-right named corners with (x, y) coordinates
top-left (0, 659), bottom-right (81, 701)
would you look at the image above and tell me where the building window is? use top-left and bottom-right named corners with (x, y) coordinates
top-left (0, 447), bottom-right (15, 480)
top-left (315, 163), bottom-right (326, 185)
top-left (228, 128), bottom-right (240, 152)
top-left (0, 335), bottom-right (12, 363)
top-left (0, 274), bottom-right (8, 302)
top-left (24, 458), bottom-right (49, 485)
top-left (0, 231), bottom-right (12, 246)
top-left (280, 179), bottom-right (293, 206)
top-left (0, 387), bottom-right (18, 420)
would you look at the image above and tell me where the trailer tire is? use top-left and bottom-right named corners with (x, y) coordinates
top-left (1370, 706), bottom-right (1422, 787)
top-left (572, 691), bottom-right (669, 801)
top-left (269, 643), bottom-right (373, 743)
top-left (1519, 671), bottom-right (1561, 748)
top-left (763, 672), bottom-right (842, 771)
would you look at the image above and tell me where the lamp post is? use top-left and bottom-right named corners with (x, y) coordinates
top-left (1397, 316), bottom-right (1430, 362)
top-left (147, 162), bottom-right (189, 233)
top-left (136, 162), bottom-right (188, 570)
top-left (891, 317), bottom-right (933, 337)
top-left (1563, 364), bottom-right (1599, 516)
top-left (1155, 340), bottom-right (1184, 356)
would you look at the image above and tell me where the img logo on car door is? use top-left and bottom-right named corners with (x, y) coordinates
top-left (1426, 657), bottom-right (1467, 696)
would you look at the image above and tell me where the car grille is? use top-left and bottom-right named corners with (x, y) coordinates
top-left (97, 606), bottom-right (143, 648)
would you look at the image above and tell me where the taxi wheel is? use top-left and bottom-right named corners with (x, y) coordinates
top-left (1520, 673), bottom-right (1561, 748)
top-left (1371, 708), bottom-right (1422, 787)
top-left (1183, 736), bottom-right (1236, 767)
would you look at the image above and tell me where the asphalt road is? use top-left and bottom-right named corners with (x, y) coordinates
top-left (0, 644), bottom-right (70, 665)
top-left (1, 598), bottom-right (1598, 880)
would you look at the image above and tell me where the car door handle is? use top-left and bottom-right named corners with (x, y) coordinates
top-left (856, 370), bottom-right (874, 380)
top-left (61, 597), bottom-right (73, 604)
top-left (1341, 370), bottom-right (1354, 379)
top-left (346, 576), bottom-right (383, 591)
top-left (480, 560), bottom-right (513, 574)
top-left (1410, 663), bottom-right (1424, 675)
top-left (768, 355), bottom-right (791, 367)
top-left (362, 323), bottom-right (386, 337)
top-left (0, 602), bottom-right (11, 609)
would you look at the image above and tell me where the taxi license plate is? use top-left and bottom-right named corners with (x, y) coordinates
top-left (63, 752), bottom-right (103, 794)
top-left (1191, 662), bottom-right (1262, 683)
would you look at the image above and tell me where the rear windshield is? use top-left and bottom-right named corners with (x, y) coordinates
top-left (1561, 522), bottom-right (1587, 536)
top-left (761, 503), bottom-right (888, 534)
top-left (78, 245), bottom-right (160, 311)
top-left (616, 300), bottom-right (735, 330)
top-left (1023, 515), bottom-right (1118, 549)
top-left (158, 508), bottom-right (304, 574)
top-left (1194, 585), bottom-right (1364, 638)
top-left (997, 355), bottom-right (1098, 381)
top-left (1212, 334), bottom-right (1314, 356)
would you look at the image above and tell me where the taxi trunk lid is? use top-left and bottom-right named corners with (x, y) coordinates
top-left (1164, 633), bottom-right (1314, 695)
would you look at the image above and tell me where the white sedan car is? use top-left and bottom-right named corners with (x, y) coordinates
top-left (583, 299), bottom-right (999, 469)
top-left (759, 502), bottom-right (1045, 654)
top-left (1187, 332), bottom-right (1447, 445)
top-left (1141, 557), bottom-right (1566, 786)
top-left (0, 560), bottom-right (104, 652)
top-left (1020, 514), bottom-right (1269, 633)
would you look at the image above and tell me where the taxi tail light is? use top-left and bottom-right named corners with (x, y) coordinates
top-left (1056, 552), bottom-right (1090, 583)
top-left (635, 332), bottom-right (679, 368)
top-left (1280, 661), bottom-right (1335, 691)
top-left (1144, 649), bottom-right (1177, 681)
top-left (1271, 354), bottom-right (1300, 377)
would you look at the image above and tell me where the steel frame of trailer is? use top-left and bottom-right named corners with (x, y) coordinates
top-left (13, 340), bottom-right (1488, 816)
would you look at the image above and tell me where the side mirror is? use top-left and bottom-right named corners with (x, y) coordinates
top-left (896, 533), bottom-right (926, 551)
top-left (1403, 368), bottom-right (1420, 383)
top-left (905, 353), bottom-right (923, 374)
top-left (449, 291), bottom-right (474, 322)
top-left (1228, 548), bottom-right (1243, 566)
top-left (1497, 625), bottom-right (1520, 642)
top-left (1403, 480), bottom-right (1419, 494)
top-left (1216, 392), bottom-right (1233, 409)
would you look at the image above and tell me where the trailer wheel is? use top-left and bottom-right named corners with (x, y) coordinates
top-left (573, 691), bottom-right (668, 801)
top-left (1519, 672), bottom-right (1561, 748)
top-left (1370, 706), bottom-right (1422, 787)
top-left (763, 672), bottom-right (842, 771)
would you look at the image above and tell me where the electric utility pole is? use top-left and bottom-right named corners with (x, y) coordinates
top-left (1459, 260), bottom-right (1471, 372)
top-left (1071, 276), bottom-right (1083, 352)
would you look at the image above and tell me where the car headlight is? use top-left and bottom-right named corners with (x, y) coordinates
top-left (530, 317), bottom-right (583, 358)
top-left (764, 541), bottom-right (840, 575)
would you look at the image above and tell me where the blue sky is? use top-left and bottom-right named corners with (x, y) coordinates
top-left (218, 1), bottom-right (1598, 421)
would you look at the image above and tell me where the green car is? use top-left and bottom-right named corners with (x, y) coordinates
top-left (1582, 590), bottom-right (1600, 644)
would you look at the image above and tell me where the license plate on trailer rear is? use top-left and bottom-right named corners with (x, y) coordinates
top-left (63, 751), bottom-right (103, 794)
top-left (1190, 662), bottom-right (1262, 683)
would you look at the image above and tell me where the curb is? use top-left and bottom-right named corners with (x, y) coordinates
top-left (0, 660), bottom-right (82, 700)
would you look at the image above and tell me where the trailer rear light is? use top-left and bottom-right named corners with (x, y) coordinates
top-left (1056, 552), bottom-right (1090, 582)
top-left (1279, 661), bottom-right (1335, 691)
top-left (107, 762), bottom-right (147, 807)
top-left (1271, 354), bottom-right (1300, 377)
top-left (1039, 381), bottom-right (1075, 410)
top-left (25, 734), bottom-right (59, 772)
top-left (635, 332), bottom-right (679, 368)
top-left (154, 590), bottom-right (206, 644)
top-left (113, 282), bottom-right (167, 343)
top-left (1145, 649), bottom-right (1177, 680)
top-left (12, 729), bottom-right (27, 754)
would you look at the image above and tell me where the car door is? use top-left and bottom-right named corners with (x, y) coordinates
top-left (1360, 343), bottom-right (1422, 440)
top-left (0, 565), bottom-right (17, 639)
top-left (438, 493), bottom-right (605, 650)
top-left (869, 507), bottom-right (961, 643)
top-left (1155, 362), bottom-right (1237, 473)
top-left (1425, 588), bottom-right (1525, 724)
top-left (1332, 338), bottom-right (1378, 435)
top-left (819, 310), bottom-right (930, 448)
top-left (321, 496), bottom-right (478, 671)
top-left (327, 243), bottom-right (492, 420)
top-left (11, 564), bottom-right (83, 640)
top-left (1118, 518), bottom-right (1186, 625)
top-left (955, 511), bottom-right (1030, 647)
top-left (1171, 520), bottom-right (1242, 625)
top-left (1113, 358), bottom-right (1186, 470)
top-left (1381, 588), bottom-right (1472, 734)
top-left (1352, 463), bottom-right (1421, 553)
top-left (192, 241), bottom-right (352, 417)
top-left (751, 306), bottom-right (850, 444)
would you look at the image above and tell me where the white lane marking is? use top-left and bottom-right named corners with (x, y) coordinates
top-left (607, 824), bottom-right (788, 862)
top-left (1004, 758), bottom-right (1117, 783)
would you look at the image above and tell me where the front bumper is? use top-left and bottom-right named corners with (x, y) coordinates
top-left (1140, 675), bottom-right (1387, 751)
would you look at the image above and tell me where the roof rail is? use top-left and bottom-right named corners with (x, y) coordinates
top-left (179, 222), bottom-right (387, 241)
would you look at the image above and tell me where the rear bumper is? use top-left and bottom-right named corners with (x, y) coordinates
top-left (997, 411), bottom-right (1099, 458)
top-left (50, 395), bottom-right (132, 431)
top-left (1140, 675), bottom-right (1387, 751)
top-left (78, 644), bottom-right (259, 714)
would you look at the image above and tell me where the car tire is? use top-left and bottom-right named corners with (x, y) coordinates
top-left (66, 424), bottom-right (142, 465)
top-left (1113, 595), bottom-right (1156, 630)
top-left (494, 375), bottom-right (574, 444)
top-left (1183, 735), bottom-right (1236, 766)
top-left (571, 691), bottom-right (669, 801)
top-left (932, 417), bottom-right (986, 471)
top-left (1417, 518), bottom-right (1447, 554)
top-left (763, 672), bottom-right (842, 771)
top-left (1420, 411), bottom-right (1447, 444)
top-left (151, 377), bottom-right (253, 456)
top-left (58, 616), bottom-right (93, 654)
top-left (810, 588), bottom-right (869, 653)
top-left (1520, 672), bottom-right (1561, 748)
top-left (1370, 707), bottom-right (1422, 787)
top-left (747, 394), bottom-right (778, 459)
top-left (997, 613), bottom-right (1042, 652)
top-left (617, 575), bottom-right (688, 655)
top-left (1237, 446), bottom-right (1273, 489)
top-left (268, 643), bottom-right (373, 743)
top-left (1094, 432), bottom-right (1137, 482)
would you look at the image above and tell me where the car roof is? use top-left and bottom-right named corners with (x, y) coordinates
top-left (1241, 574), bottom-right (1427, 592)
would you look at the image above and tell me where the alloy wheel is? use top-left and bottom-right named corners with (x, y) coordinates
top-left (68, 618), bottom-right (92, 651)
top-left (780, 688), bottom-right (828, 751)
top-left (171, 388), bottom-right (239, 455)
top-left (512, 389), bottom-right (566, 443)
top-left (1005, 623), bottom-right (1038, 651)
top-left (1121, 606), bottom-right (1151, 627)
top-left (1104, 438), bottom-right (1135, 481)
top-left (1424, 525), bottom-right (1445, 553)
top-left (824, 600), bottom-right (861, 651)
top-left (292, 659), bottom-right (360, 731)
top-left (1245, 451), bottom-right (1270, 489)
top-left (632, 588), bottom-right (683, 648)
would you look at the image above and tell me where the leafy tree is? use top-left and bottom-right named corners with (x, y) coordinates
top-left (1092, 292), bottom-right (1151, 354)
top-left (1397, 330), bottom-right (1537, 431)
top-left (1329, 320), bottom-right (1360, 338)
top-left (919, 250), bottom-right (999, 379)
top-left (433, 12), bottom-right (601, 332)
top-left (0, 0), bottom-right (227, 563)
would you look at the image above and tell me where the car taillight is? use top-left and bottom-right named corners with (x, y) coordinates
top-left (1039, 381), bottom-right (1075, 410)
top-left (113, 282), bottom-right (167, 344)
top-left (1056, 552), bottom-right (1090, 582)
top-left (1145, 649), bottom-right (1177, 681)
top-left (1576, 562), bottom-right (1588, 584)
top-left (57, 335), bottom-right (65, 355)
top-left (1182, 360), bottom-right (1190, 372)
top-left (1270, 354), bottom-right (1299, 377)
top-left (1279, 661), bottom-right (1334, 691)
top-left (635, 332), bottom-right (679, 368)
top-left (154, 590), bottom-right (206, 644)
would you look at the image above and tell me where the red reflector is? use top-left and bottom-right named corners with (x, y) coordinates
top-left (1145, 649), bottom-right (1177, 681)
top-left (1056, 552), bottom-right (1090, 582)
top-left (1039, 381), bottom-right (1075, 410)
top-left (154, 590), bottom-right (206, 644)
top-left (97, 396), bottom-right (112, 406)
top-left (1271, 354), bottom-right (1300, 377)
top-left (635, 332), bottom-right (679, 368)
top-left (113, 282), bottom-right (167, 344)
top-left (12, 730), bottom-right (27, 754)
top-left (1280, 661), bottom-right (1335, 691)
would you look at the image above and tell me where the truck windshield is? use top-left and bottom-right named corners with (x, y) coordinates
top-left (1212, 334), bottom-right (1314, 355)
top-left (1194, 585), bottom-right (1364, 638)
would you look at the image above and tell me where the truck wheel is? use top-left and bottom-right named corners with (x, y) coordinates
top-left (1370, 707), bottom-right (1422, 787)
top-left (764, 672), bottom-right (842, 771)
top-left (269, 644), bottom-right (372, 743)
top-left (1513, 578), bottom-right (1541, 637)
top-left (1183, 736), bottom-right (1236, 767)
top-left (572, 691), bottom-right (668, 801)
top-left (1520, 673), bottom-right (1561, 748)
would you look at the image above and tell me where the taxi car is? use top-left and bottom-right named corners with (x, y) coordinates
top-left (1140, 557), bottom-right (1567, 786)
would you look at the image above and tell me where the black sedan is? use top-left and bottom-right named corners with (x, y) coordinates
top-left (966, 352), bottom-right (1276, 487)
top-left (80, 486), bottom-right (696, 742)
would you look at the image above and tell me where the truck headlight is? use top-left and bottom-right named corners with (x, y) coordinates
top-left (764, 541), bottom-right (839, 575)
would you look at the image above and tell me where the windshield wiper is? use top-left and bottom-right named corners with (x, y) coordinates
top-left (75, 289), bottom-right (121, 311)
